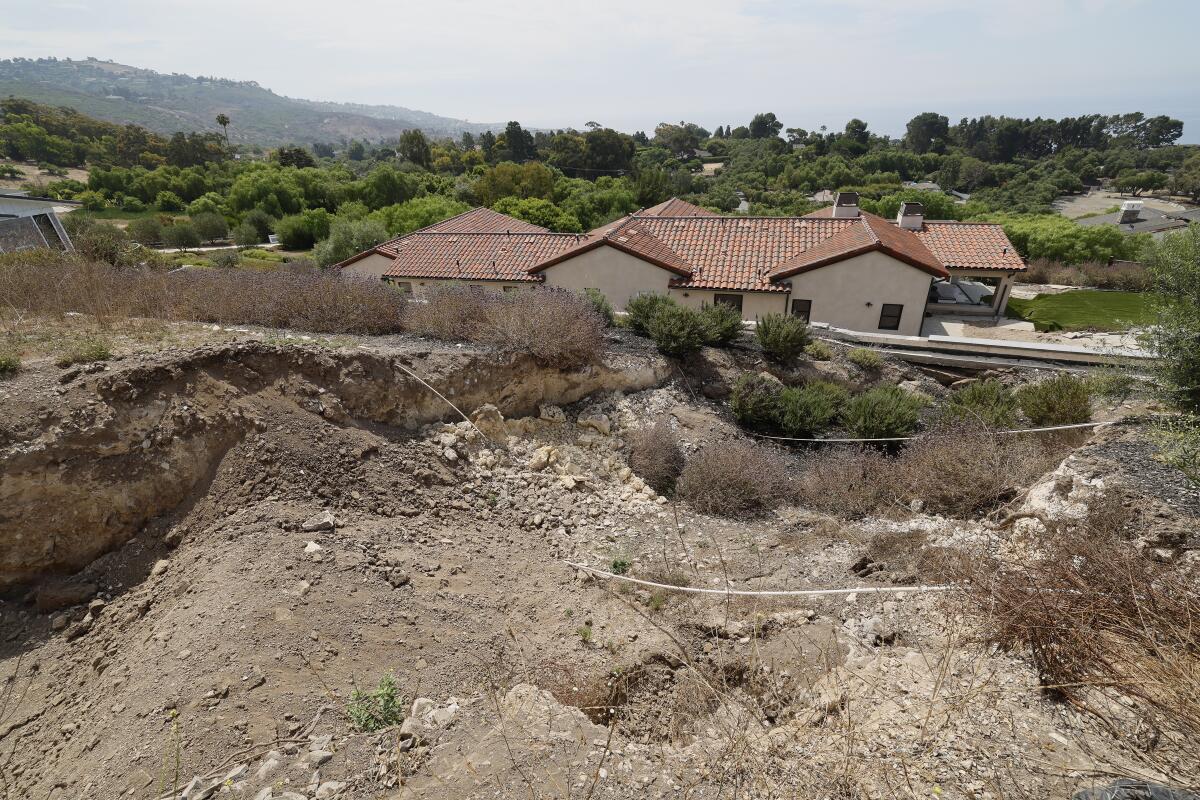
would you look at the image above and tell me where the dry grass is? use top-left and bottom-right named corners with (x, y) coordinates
top-left (676, 441), bottom-right (794, 517)
top-left (408, 284), bottom-right (606, 368)
top-left (948, 501), bottom-right (1200, 784)
top-left (1023, 258), bottom-right (1152, 292)
top-left (627, 420), bottom-right (684, 495)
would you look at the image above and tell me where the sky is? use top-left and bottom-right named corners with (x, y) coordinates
top-left (5, 0), bottom-right (1199, 141)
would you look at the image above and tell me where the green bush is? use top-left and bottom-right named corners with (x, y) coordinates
top-left (1016, 373), bottom-right (1092, 425)
top-left (55, 336), bottom-right (112, 368)
top-left (778, 380), bottom-right (850, 437)
top-left (944, 380), bottom-right (1019, 428)
top-left (583, 288), bottom-right (614, 326)
top-left (240, 248), bottom-right (286, 262)
top-left (162, 221), bottom-right (201, 250)
top-left (125, 216), bottom-right (163, 245)
top-left (241, 208), bottom-right (275, 241)
top-left (804, 340), bottom-right (833, 360)
top-left (209, 250), bottom-right (241, 269)
top-left (647, 304), bottom-right (706, 357)
top-left (699, 302), bottom-right (744, 346)
top-left (1086, 368), bottom-right (1138, 403)
top-left (0, 351), bottom-right (20, 376)
top-left (121, 197), bottom-right (146, 213)
top-left (625, 292), bottom-right (676, 335)
top-left (847, 347), bottom-right (884, 369)
top-left (155, 190), bottom-right (185, 212)
top-left (232, 222), bottom-right (261, 248)
top-left (276, 209), bottom-right (333, 250)
top-left (347, 672), bottom-right (405, 732)
top-left (755, 313), bottom-right (810, 361)
top-left (841, 386), bottom-right (928, 439)
top-left (730, 372), bottom-right (783, 429)
top-left (191, 211), bottom-right (228, 244)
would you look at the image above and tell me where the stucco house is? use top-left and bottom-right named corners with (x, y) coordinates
top-left (338, 193), bottom-right (1024, 337)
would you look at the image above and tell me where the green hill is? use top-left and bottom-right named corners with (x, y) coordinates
top-left (0, 57), bottom-right (503, 146)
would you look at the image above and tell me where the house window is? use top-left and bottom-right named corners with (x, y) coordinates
top-left (790, 298), bottom-right (812, 321)
top-left (878, 303), bottom-right (904, 331)
top-left (714, 293), bottom-right (743, 312)
top-left (391, 281), bottom-right (413, 293)
top-left (503, 285), bottom-right (519, 293)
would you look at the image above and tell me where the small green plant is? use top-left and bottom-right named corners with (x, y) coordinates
top-left (647, 304), bottom-right (706, 357)
top-left (0, 351), bottom-right (20, 377)
top-left (347, 672), bottom-right (405, 732)
top-left (577, 624), bottom-right (593, 644)
top-left (730, 372), bottom-right (783, 429)
top-left (1086, 367), bottom-right (1138, 404)
top-left (841, 386), bottom-right (928, 439)
top-left (944, 379), bottom-right (1019, 428)
top-left (755, 313), bottom-right (810, 361)
top-left (55, 336), bottom-right (112, 368)
top-left (583, 288), bottom-right (615, 326)
top-left (777, 380), bottom-right (850, 437)
top-left (610, 557), bottom-right (631, 575)
top-left (804, 340), bottom-right (833, 360)
top-left (698, 302), bottom-right (744, 346)
top-left (647, 591), bottom-right (668, 613)
top-left (847, 347), bottom-right (884, 369)
top-left (1016, 373), bottom-right (1092, 425)
top-left (625, 292), bottom-right (675, 335)
top-left (1151, 415), bottom-right (1200, 486)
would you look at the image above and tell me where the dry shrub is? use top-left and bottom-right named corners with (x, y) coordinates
top-left (793, 446), bottom-right (892, 518)
top-left (409, 284), bottom-right (605, 368)
top-left (949, 510), bottom-right (1200, 784)
top-left (0, 252), bottom-right (406, 334)
top-left (1024, 257), bottom-right (1152, 291)
top-left (628, 420), bottom-right (684, 495)
top-left (677, 441), bottom-right (794, 516)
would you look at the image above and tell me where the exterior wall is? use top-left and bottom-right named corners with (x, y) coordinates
top-left (669, 289), bottom-right (787, 320)
top-left (538, 246), bottom-right (677, 311)
top-left (786, 251), bottom-right (933, 336)
top-left (389, 277), bottom-right (534, 297)
top-left (339, 252), bottom-right (395, 281)
top-left (937, 270), bottom-right (1019, 316)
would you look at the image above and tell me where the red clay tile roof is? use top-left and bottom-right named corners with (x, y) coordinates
top-left (380, 231), bottom-right (581, 282)
top-left (641, 198), bottom-right (720, 218)
top-left (914, 222), bottom-right (1026, 271)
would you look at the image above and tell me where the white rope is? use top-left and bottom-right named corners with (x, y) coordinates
top-left (566, 561), bottom-right (954, 598)
top-left (748, 420), bottom-right (1111, 444)
top-left (390, 359), bottom-right (492, 442)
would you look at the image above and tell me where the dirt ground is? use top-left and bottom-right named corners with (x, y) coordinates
top-left (1, 326), bottom-right (1197, 800)
top-left (0, 161), bottom-right (89, 194)
top-left (1053, 191), bottom-right (1188, 219)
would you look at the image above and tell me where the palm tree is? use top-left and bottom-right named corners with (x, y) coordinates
top-left (215, 113), bottom-right (230, 142)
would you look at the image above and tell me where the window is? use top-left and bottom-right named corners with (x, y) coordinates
top-left (790, 298), bottom-right (812, 321)
top-left (503, 285), bottom-right (519, 293)
top-left (878, 303), bottom-right (904, 331)
top-left (714, 293), bottom-right (743, 312)
top-left (391, 281), bottom-right (413, 293)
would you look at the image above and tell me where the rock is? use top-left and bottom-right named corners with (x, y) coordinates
top-left (441, 447), bottom-right (459, 463)
top-left (470, 404), bottom-right (508, 442)
top-left (538, 405), bottom-right (566, 423)
top-left (949, 378), bottom-right (979, 390)
top-left (256, 754), bottom-right (281, 781)
top-left (224, 763), bottom-right (248, 782)
top-left (34, 581), bottom-right (98, 613)
top-left (578, 413), bottom-right (612, 436)
top-left (1072, 780), bottom-right (1200, 800)
top-left (527, 445), bottom-right (558, 472)
top-left (304, 541), bottom-right (323, 554)
top-left (302, 511), bottom-right (336, 533)
top-left (315, 781), bottom-right (345, 798)
top-left (253, 789), bottom-right (274, 800)
top-left (151, 559), bottom-right (170, 577)
top-left (307, 750), bottom-right (333, 767)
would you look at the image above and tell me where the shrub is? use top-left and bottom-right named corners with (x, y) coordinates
top-left (755, 313), bottom-right (809, 361)
top-left (944, 380), bottom-right (1018, 428)
top-left (730, 372), bottom-right (783, 429)
top-left (1086, 367), bottom-right (1138, 404)
top-left (846, 347), bottom-right (883, 369)
top-left (794, 446), bottom-right (892, 518)
top-left (232, 222), bottom-right (261, 248)
top-left (276, 209), bottom-right (333, 250)
top-left (676, 441), bottom-right (793, 516)
top-left (777, 380), bottom-right (850, 437)
top-left (625, 292), bottom-right (675, 335)
top-left (55, 336), bottom-right (111, 367)
top-left (698, 302), bottom-right (744, 346)
top-left (241, 208), bottom-right (275, 241)
top-left (1016, 373), bottom-right (1092, 425)
top-left (209, 250), bottom-right (241, 269)
top-left (162, 221), bottom-right (201, 250)
top-left (347, 672), bottom-right (405, 732)
top-left (313, 217), bottom-right (388, 266)
top-left (647, 304), bottom-right (706, 357)
top-left (1143, 225), bottom-right (1200, 412)
top-left (1151, 415), bottom-right (1200, 486)
top-left (841, 386), bottom-right (927, 439)
top-left (583, 288), bottom-right (614, 326)
top-left (155, 190), bottom-right (185, 212)
top-left (74, 223), bottom-right (134, 267)
top-left (191, 211), bottom-right (228, 244)
top-left (804, 340), bottom-right (833, 360)
top-left (125, 217), bottom-right (163, 246)
top-left (121, 197), bottom-right (146, 213)
top-left (628, 420), bottom-right (683, 495)
top-left (0, 351), bottom-right (20, 376)
top-left (409, 285), bottom-right (605, 368)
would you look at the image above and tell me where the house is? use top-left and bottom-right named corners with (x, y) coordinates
top-left (339, 193), bottom-right (1025, 337)
top-left (1075, 200), bottom-right (1190, 238)
top-left (0, 192), bottom-right (78, 254)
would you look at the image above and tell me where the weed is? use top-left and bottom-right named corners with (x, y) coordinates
top-left (944, 379), bottom-right (1018, 428)
top-left (846, 347), bottom-right (883, 369)
top-left (577, 624), bottom-right (594, 644)
top-left (676, 441), bottom-right (794, 517)
top-left (628, 420), bottom-right (684, 495)
top-left (610, 557), bottom-right (631, 575)
top-left (803, 340), bottom-right (833, 360)
top-left (0, 350), bottom-right (19, 376)
top-left (347, 672), bottom-right (405, 732)
top-left (1016, 372), bottom-right (1092, 425)
top-left (55, 335), bottom-right (111, 367)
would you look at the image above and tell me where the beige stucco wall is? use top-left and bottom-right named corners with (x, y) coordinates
top-left (539, 246), bottom-right (677, 311)
top-left (339, 252), bottom-right (394, 281)
top-left (786, 251), bottom-right (933, 336)
top-left (669, 289), bottom-right (787, 320)
top-left (388, 278), bottom-right (534, 297)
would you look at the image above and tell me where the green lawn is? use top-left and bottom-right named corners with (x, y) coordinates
top-left (1006, 290), bottom-right (1156, 332)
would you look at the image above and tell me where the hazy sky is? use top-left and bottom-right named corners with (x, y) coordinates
top-left (6, 0), bottom-right (1199, 141)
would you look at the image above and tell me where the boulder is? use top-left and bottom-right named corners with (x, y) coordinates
top-left (301, 511), bottom-right (336, 533)
top-left (469, 404), bottom-right (508, 442)
top-left (35, 581), bottom-right (98, 613)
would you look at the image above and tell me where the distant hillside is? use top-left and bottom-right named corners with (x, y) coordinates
top-left (0, 57), bottom-right (504, 146)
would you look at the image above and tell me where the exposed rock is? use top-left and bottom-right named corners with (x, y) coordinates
top-left (577, 413), bottom-right (612, 436)
top-left (301, 511), bottom-right (336, 533)
top-left (538, 404), bottom-right (566, 423)
top-left (34, 580), bottom-right (98, 613)
top-left (469, 404), bottom-right (507, 442)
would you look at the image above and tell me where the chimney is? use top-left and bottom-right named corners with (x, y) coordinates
top-left (896, 201), bottom-right (925, 231)
top-left (831, 191), bottom-right (860, 219)
top-left (1118, 200), bottom-right (1143, 225)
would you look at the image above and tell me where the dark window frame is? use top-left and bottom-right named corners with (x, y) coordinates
top-left (713, 293), bottom-right (743, 312)
top-left (878, 303), bottom-right (904, 331)
top-left (791, 298), bottom-right (812, 321)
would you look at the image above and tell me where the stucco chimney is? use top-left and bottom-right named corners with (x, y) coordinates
top-left (896, 201), bottom-right (925, 230)
top-left (1118, 200), bottom-right (1143, 225)
top-left (831, 191), bottom-right (860, 219)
